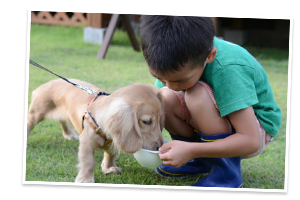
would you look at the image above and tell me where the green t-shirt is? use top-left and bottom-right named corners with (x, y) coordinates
top-left (154, 37), bottom-right (282, 137)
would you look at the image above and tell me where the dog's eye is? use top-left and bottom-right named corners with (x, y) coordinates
top-left (142, 120), bottom-right (152, 125)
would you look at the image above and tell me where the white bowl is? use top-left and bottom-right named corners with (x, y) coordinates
top-left (133, 149), bottom-right (163, 169)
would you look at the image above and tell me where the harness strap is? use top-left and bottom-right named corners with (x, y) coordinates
top-left (83, 110), bottom-right (112, 149)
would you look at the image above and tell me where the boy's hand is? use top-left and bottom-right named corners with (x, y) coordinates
top-left (158, 140), bottom-right (193, 167)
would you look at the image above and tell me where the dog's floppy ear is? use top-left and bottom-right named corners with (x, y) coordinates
top-left (103, 98), bottom-right (143, 154)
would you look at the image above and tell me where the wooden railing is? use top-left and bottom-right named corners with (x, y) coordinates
top-left (31, 11), bottom-right (112, 28)
top-left (31, 11), bottom-right (88, 26)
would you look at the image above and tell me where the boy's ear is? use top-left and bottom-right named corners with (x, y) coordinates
top-left (207, 47), bottom-right (217, 63)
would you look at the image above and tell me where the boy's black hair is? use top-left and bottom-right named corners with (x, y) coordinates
top-left (140, 15), bottom-right (215, 75)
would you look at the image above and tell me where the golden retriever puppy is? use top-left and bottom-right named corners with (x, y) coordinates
top-left (27, 79), bottom-right (165, 183)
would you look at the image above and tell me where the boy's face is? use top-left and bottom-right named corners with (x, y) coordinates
top-left (149, 47), bottom-right (217, 91)
top-left (149, 62), bottom-right (206, 91)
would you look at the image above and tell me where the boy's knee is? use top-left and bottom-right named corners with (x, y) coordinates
top-left (185, 83), bottom-right (208, 109)
top-left (160, 87), bottom-right (182, 116)
top-left (160, 88), bottom-right (179, 107)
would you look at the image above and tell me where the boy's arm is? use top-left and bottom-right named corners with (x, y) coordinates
top-left (159, 106), bottom-right (261, 167)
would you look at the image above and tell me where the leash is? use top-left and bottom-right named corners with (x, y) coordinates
top-left (29, 60), bottom-right (112, 149)
top-left (29, 60), bottom-right (110, 97)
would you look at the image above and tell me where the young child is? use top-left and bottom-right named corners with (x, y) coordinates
top-left (139, 15), bottom-right (282, 188)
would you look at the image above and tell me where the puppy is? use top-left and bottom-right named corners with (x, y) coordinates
top-left (27, 79), bottom-right (165, 183)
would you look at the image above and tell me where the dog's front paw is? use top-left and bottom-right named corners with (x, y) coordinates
top-left (102, 166), bottom-right (122, 174)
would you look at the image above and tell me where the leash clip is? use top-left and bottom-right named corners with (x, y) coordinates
top-left (75, 83), bottom-right (98, 96)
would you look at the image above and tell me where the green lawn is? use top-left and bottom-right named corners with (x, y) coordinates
top-left (26, 24), bottom-right (289, 189)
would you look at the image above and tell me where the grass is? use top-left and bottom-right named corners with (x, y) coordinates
top-left (26, 24), bottom-right (289, 189)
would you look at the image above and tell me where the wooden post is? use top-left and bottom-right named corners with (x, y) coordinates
top-left (86, 13), bottom-right (91, 26)
top-left (134, 15), bottom-right (141, 22)
top-left (97, 14), bottom-right (140, 59)
top-left (211, 17), bottom-right (218, 34)
top-left (97, 14), bottom-right (120, 59)
top-left (90, 13), bottom-right (102, 28)
top-left (120, 15), bottom-right (140, 52)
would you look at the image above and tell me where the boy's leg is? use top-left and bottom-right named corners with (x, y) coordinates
top-left (183, 82), bottom-right (243, 188)
top-left (242, 119), bottom-right (273, 159)
top-left (185, 82), bottom-right (232, 136)
top-left (156, 87), bottom-right (211, 177)
top-left (160, 87), bottom-right (197, 141)
top-left (161, 81), bottom-right (272, 187)
top-left (186, 81), bottom-right (273, 158)
top-left (160, 82), bottom-right (232, 140)
top-left (193, 132), bottom-right (243, 188)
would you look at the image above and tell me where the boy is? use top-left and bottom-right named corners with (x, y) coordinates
top-left (139, 15), bottom-right (281, 188)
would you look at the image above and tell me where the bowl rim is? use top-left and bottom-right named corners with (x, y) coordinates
top-left (140, 149), bottom-right (161, 154)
